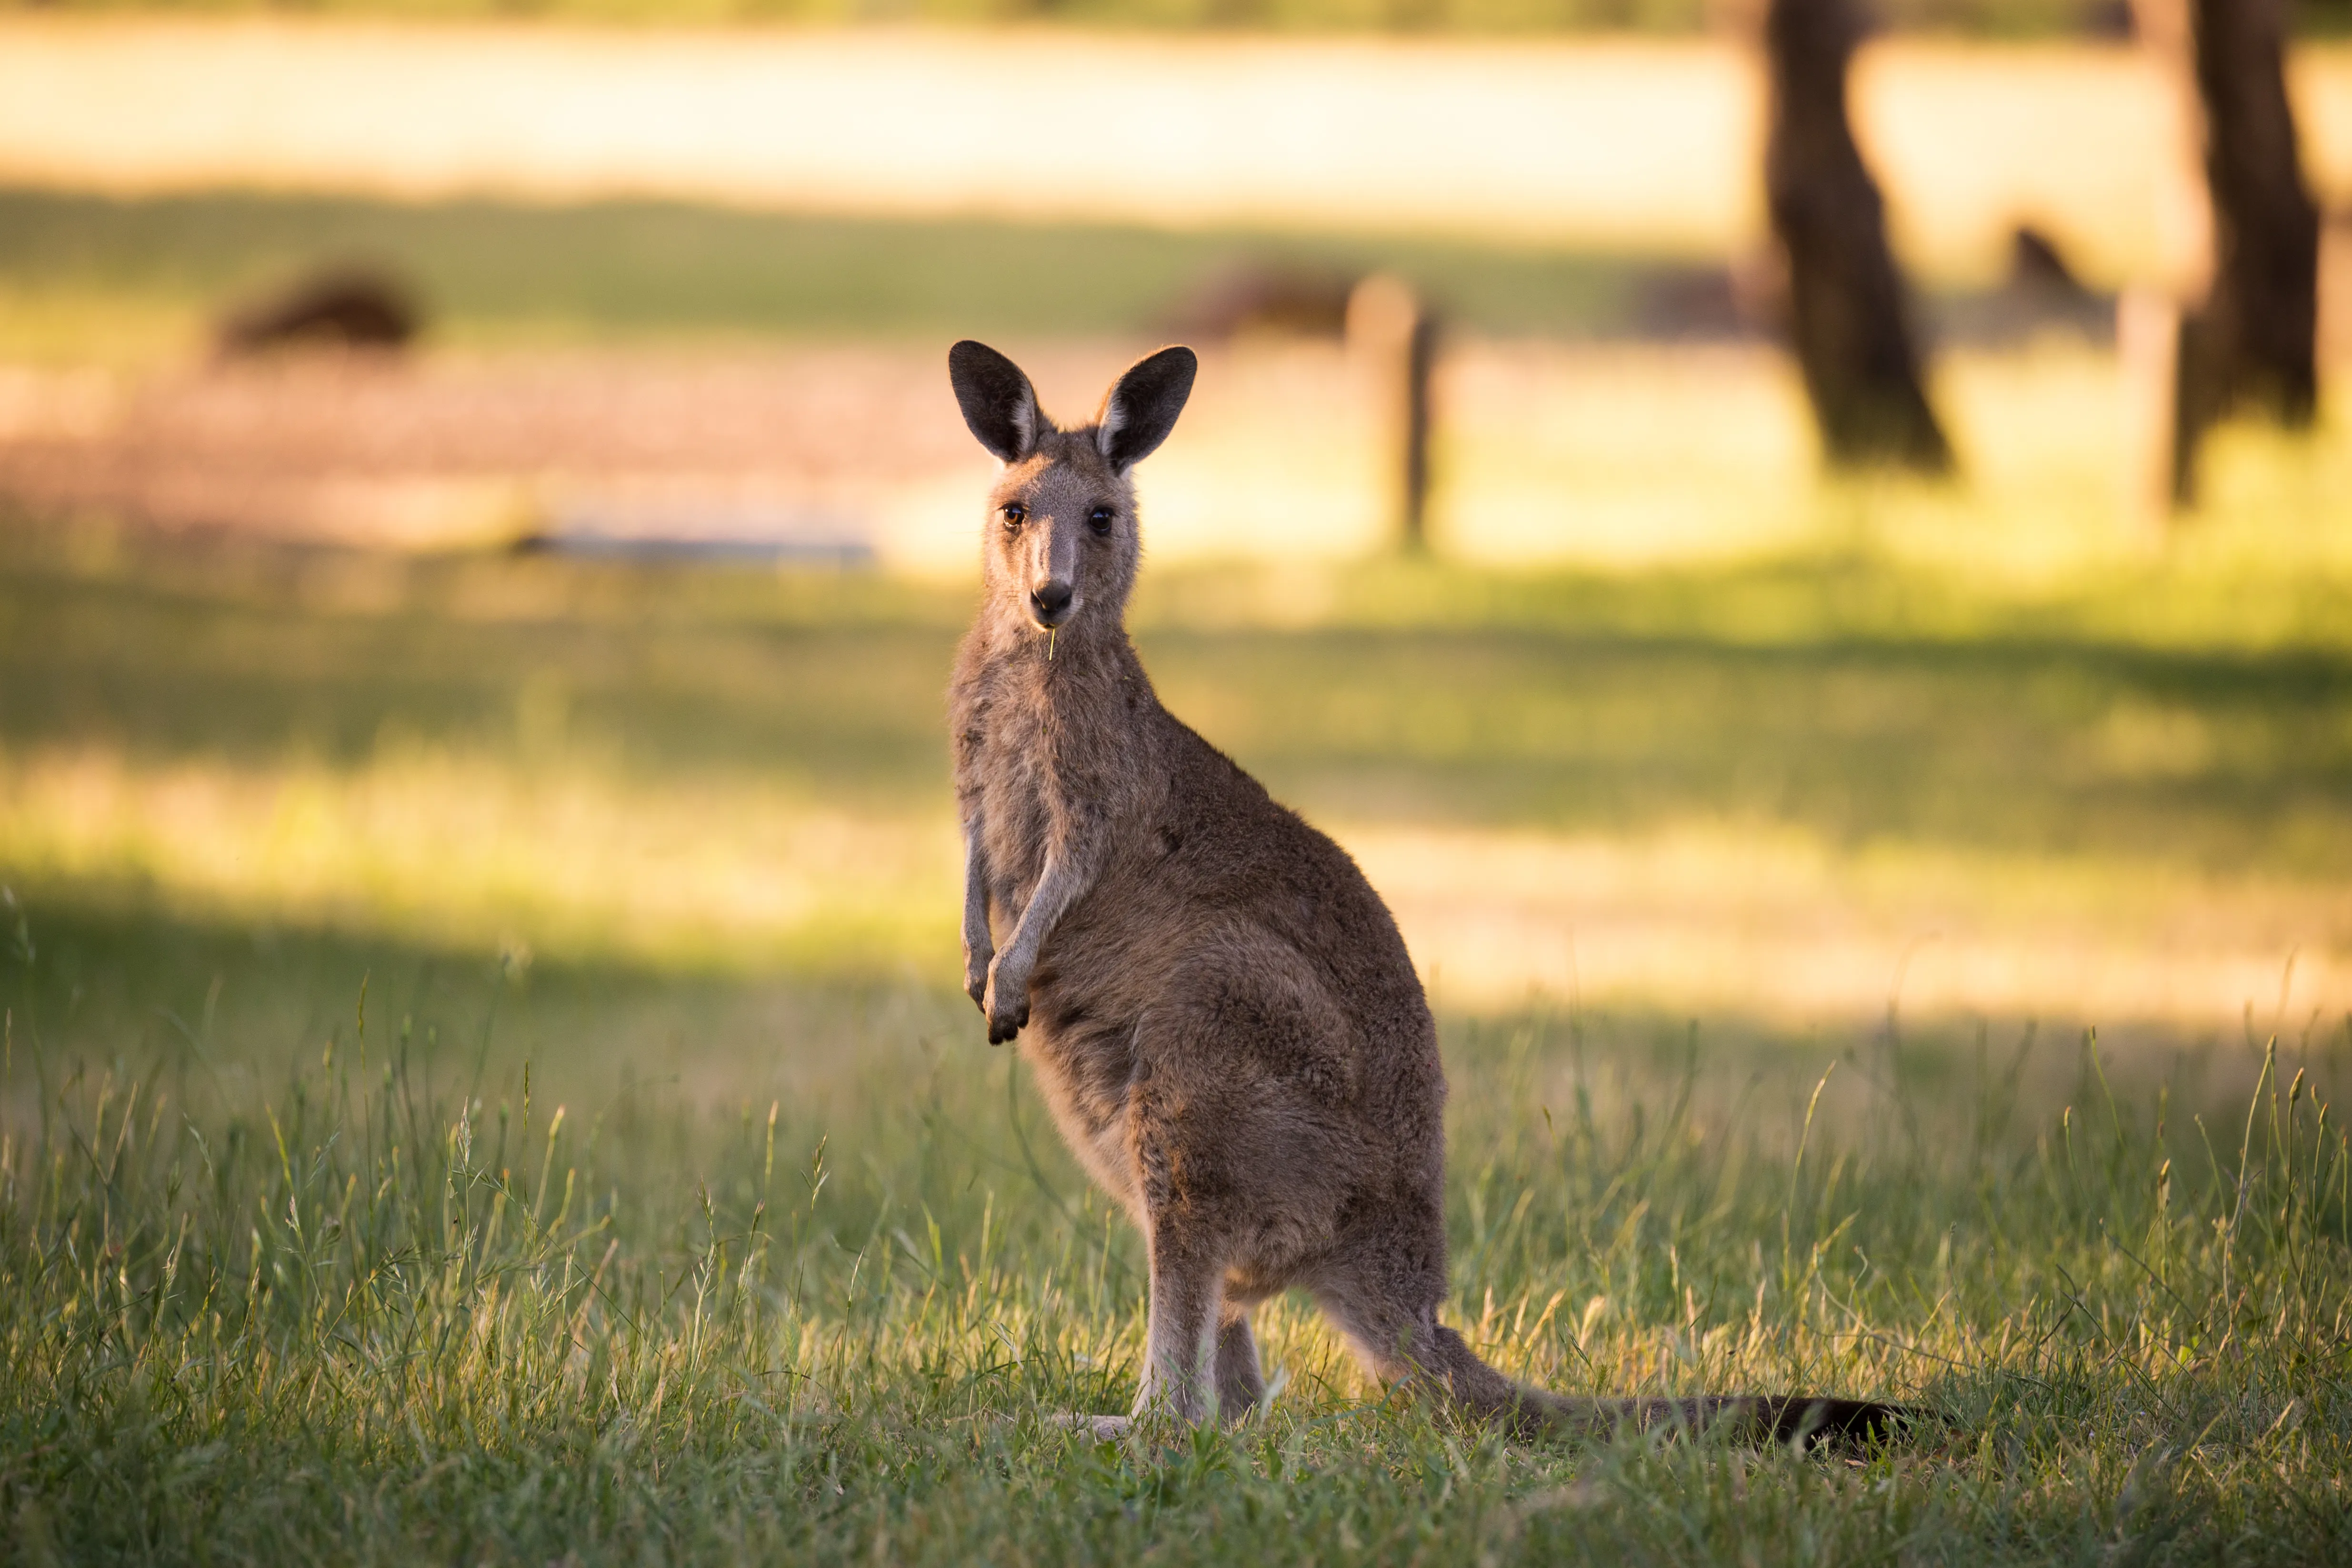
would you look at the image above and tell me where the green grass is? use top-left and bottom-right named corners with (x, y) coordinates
top-left (3, 900), bottom-right (2347, 1565)
top-left (2, 521), bottom-right (2350, 1562)
top-left (0, 187), bottom-right (1657, 361)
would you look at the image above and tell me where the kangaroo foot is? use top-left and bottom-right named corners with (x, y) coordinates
top-left (1046, 1412), bottom-right (1133, 1442)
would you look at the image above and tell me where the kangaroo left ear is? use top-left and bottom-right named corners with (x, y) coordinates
top-left (949, 340), bottom-right (1044, 464)
top-left (1094, 346), bottom-right (1197, 472)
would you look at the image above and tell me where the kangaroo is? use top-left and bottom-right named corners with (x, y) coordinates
top-left (945, 339), bottom-right (1909, 1447)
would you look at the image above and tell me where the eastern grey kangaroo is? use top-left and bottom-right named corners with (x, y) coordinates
top-left (946, 339), bottom-right (1909, 1446)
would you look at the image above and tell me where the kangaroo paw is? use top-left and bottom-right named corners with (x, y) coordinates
top-left (982, 963), bottom-right (1031, 1043)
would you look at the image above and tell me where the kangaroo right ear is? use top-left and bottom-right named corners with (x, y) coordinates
top-left (948, 340), bottom-right (1042, 464)
top-left (1095, 345), bottom-right (1197, 472)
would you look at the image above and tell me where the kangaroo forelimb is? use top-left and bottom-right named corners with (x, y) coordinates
top-left (982, 849), bottom-right (1088, 1044)
top-left (961, 826), bottom-right (995, 1009)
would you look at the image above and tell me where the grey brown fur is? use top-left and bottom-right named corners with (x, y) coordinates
top-left (945, 339), bottom-right (1907, 1447)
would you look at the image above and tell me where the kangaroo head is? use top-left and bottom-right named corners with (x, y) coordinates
top-left (948, 340), bottom-right (1196, 637)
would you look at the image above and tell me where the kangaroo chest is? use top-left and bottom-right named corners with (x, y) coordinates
top-left (954, 657), bottom-right (1159, 1214)
top-left (962, 695), bottom-right (1058, 909)
top-left (956, 659), bottom-right (1152, 915)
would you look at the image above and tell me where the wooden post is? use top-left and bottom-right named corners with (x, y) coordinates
top-left (1346, 272), bottom-right (1438, 553)
top-left (1761, 0), bottom-right (1952, 474)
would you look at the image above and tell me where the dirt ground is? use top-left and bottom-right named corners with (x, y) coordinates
top-left (0, 345), bottom-right (988, 557)
top-left (0, 340), bottom-right (1399, 568)
top-left (6, 322), bottom-right (2348, 575)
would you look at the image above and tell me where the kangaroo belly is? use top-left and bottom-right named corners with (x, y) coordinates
top-left (1026, 916), bottom-right (1387, 1284)
top-left (1017, 1001), bottom-right (1145, 1219)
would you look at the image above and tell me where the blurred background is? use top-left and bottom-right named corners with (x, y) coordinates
top-left (1, 0), bottom-right (2347, 1122)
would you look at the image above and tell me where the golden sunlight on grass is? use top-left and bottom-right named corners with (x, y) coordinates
top-left (1382, 341), bottom-right (2351, 576)
top-left (7, 742), bottom-right (2342, 1034)
top-left (0, 745), bottom-right (961, 975)
top-left (1434, 342), bottom-right (1818, 569)
top-left (1350, 825), bottom-right (2350, 1030)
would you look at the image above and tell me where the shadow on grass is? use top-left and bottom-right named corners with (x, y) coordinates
top-left (6, 529), bottom-right (2350, 875)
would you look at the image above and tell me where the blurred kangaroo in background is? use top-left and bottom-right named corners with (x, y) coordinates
top-left (945, 339), bottom-right (1912, 1446)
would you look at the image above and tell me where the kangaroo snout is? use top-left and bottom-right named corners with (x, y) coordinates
top-left (1029, 579), bottom-right (1075, 628)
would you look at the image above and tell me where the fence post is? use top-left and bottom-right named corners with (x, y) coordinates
top-left (1347, 272), bottom-right (1437, 553)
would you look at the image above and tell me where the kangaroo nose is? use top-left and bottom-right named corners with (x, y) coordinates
top-left (1031, 580), bottom-right (1073, 623)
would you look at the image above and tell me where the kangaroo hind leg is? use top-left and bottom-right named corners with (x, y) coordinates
top-left (1214, 1304), bottom-right (1267, 1417)
top-left (1131, 1218), bottom-right (1229, 1426)
top-left (1051, 1211), bottom-right (1231, 1441)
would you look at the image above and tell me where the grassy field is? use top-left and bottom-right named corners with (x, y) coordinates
top-left (0, 187), bottom-right (1665, 362)
top-left (5, 18), bottom-right (2350, 1559)
top-left (6, 929), bottom-right (2342, 1565)
top-left (1, 505), bottom-right (2348, 1563)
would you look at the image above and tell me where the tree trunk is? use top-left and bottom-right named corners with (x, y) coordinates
top-left (1763, 0), bottom-right (1951, 474)
top-left (2135, 0), bottom-right (2321, 504)
top-left (2189, 0), bottom-right (2321, 428)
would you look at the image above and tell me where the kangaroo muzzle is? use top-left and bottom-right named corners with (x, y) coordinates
top-left (1029, 579), bottom-right (1074, 628)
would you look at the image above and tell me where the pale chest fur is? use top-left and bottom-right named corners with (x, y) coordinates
top-left (951, 645), bottom-right (1155, 921)
top-left (951, 650), bottom-right (1157, 1217)
top-left (967, 693), bottom-right (1056, 907)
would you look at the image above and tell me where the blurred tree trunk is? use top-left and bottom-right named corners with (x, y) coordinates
top-left (2178, 0), bottom-right (2321, 493)
top-left (1762, 0), bottom-right (1951, 474)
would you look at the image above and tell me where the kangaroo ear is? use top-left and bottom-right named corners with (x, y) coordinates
top-left (948, 340), bottom-right (1042, 464)
top-left (1095, 346), bottom-right (1197, 472)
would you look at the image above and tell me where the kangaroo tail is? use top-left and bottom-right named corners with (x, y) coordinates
top-left (1417, 1321), bottom-right (1920, 1447)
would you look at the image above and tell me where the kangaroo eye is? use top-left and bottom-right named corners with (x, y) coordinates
top-left (1000, 502), bottom-right (1027, 529)
top-left (1088, 507), bottom-right (1114, 537)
